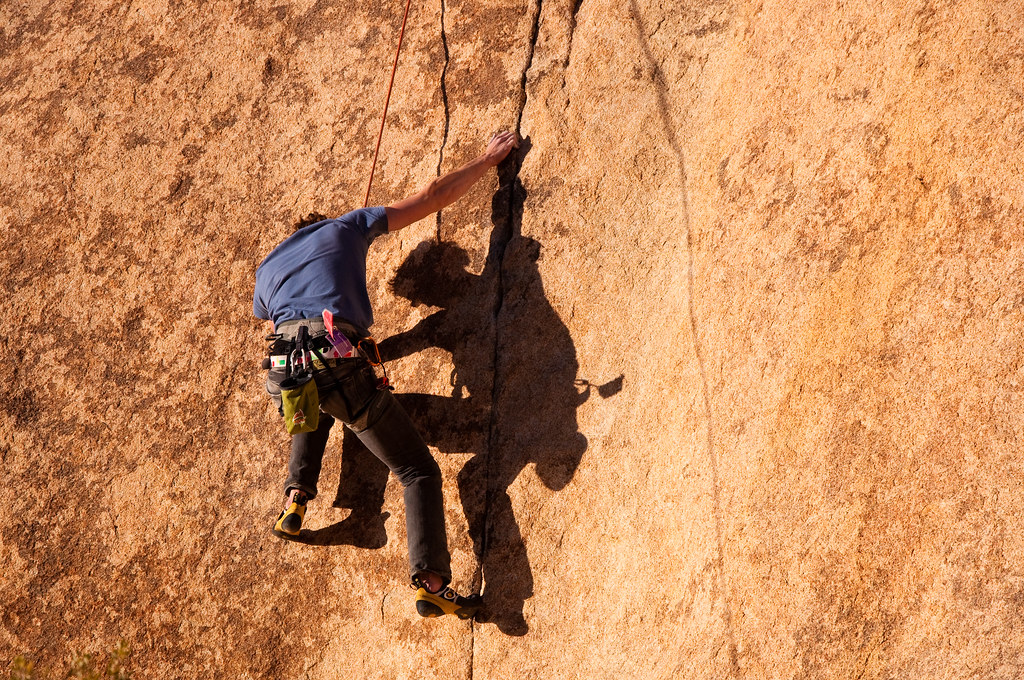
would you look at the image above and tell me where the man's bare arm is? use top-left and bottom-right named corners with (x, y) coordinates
top-left (385, 131), bottom-right (518, 232)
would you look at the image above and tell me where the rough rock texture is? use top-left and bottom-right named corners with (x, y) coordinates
top-left (2, 0), bottom-right (1023, 678)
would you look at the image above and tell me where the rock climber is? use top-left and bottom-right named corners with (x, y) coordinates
top-left (253, 130), bottom-right (518, 620)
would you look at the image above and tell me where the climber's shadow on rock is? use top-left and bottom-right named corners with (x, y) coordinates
top-left (332, 146), bottom-right (623, 636)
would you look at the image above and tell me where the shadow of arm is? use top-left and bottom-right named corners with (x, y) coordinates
top-left (377, 311), bottom-right (447, 362)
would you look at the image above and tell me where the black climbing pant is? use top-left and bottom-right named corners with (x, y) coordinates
top-left (266, 319), bottom-right (451, 584)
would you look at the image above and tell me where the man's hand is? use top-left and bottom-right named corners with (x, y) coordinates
top-left (386, 131), bottom-right (520, 232)
top-left (483, 130), bottom-right (518, 167)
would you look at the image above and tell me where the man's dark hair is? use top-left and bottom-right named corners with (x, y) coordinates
top-left (293, 212), bottom-right (328, 231)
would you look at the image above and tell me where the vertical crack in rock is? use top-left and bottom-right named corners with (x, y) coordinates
top-left (435, 0), bottom-right (452, 243)
top-left (475, 0), bottom-right (544, 648)
top-left (565, 0), bottom-right (583, 71)
top-left (627, 1), bottom-right (742, 677)
top-left (515, 0), bottom-right (544, 135)
top-left (467, 624), bottom-right (475, 680)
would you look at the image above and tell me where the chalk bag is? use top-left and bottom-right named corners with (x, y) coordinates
top-left (279, 370), bottom-right (319, 435)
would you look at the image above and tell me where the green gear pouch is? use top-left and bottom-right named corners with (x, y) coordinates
top-left (279, 370), bottom-right (319, 434)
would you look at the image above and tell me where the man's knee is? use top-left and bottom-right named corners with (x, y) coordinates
top-left (395, 451), bottom-right (441, 489)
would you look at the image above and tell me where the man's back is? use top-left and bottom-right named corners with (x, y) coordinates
top-left (253, 207), bottom-right (389, 331)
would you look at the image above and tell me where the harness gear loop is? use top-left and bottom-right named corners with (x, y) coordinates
top-left (364, 0), bottom-right (414, 208)
top-left (358, 337), bottom-right (395, 391)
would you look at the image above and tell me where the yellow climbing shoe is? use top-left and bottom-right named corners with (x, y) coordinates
top-left (273, 492), bottom-right (307, 538)
top-left (414, 585), bottom-right (483, 620)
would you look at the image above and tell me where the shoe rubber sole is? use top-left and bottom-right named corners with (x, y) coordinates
top-left (272, 502), bottom-right (306, 539)
top-left (414, 588), bottom-right (482, 620)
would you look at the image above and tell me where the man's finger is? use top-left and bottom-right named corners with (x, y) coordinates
top-left (494, 131), bottom-right (517, 147)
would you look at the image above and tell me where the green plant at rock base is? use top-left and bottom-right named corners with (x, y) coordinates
top-left (7, 641), bottom-right (130, 680)
top-left (9, 655), bottom-right (35, 680)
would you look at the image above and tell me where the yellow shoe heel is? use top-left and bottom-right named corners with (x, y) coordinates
top-left (273, 501), bottom-right (306, 538)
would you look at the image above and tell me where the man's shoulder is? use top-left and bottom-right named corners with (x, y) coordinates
top-left (336, 206), bottom-right (387, 223)
top-left (335, 206), bottom-right (389, 239)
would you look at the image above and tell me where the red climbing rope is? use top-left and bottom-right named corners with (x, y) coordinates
top-left (364, 0), bottom-right (414, 208)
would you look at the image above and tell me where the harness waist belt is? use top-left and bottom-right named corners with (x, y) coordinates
top-left (271, 346), bottom-right (361, 369)
top-left (276, 317), bottom-right (365, 342)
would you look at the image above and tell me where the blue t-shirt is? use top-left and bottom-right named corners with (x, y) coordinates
top-left (253, 207), bottom-right (389, 331)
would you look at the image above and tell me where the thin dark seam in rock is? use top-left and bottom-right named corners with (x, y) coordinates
top-left (435, 0), bottom-right (452, 243)
top-left (628, 0), bottom-right (742, 676)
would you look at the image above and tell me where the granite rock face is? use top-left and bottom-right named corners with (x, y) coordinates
top-left (2, 0), bottom-right (1023, 678)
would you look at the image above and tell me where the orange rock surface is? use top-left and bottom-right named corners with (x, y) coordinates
top-left (2, 0), bottom-right (1022, 677)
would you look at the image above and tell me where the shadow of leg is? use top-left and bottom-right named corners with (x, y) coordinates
top-left (395, 392), bottom-right (484, 455)
top-left (294, 509), bottom-right (391, 548)
top-left (457, 455), bottom-right (487, 569)
top-left (460, 454), bottom-right (531, 635)
top-left (478, 487), bottom-right (531, 636)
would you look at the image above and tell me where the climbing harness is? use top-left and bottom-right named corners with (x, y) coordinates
top-left (262, 317), bottom-right (395, 425)
top-left (364, 0), bottom-right (414, 207)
